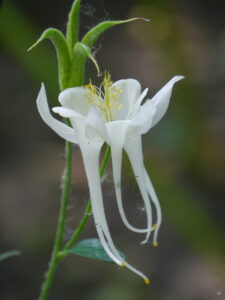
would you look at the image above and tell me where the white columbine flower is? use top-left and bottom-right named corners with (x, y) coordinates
top-left (37, 73), bottom-right (184, 283)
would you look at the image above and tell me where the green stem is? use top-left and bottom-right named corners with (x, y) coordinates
top-left (63, 146), bottom-right (111, 251)
top-left (38, 125), bottom-right (72, 300)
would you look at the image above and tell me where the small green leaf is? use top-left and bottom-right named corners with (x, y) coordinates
top-left (81, 18), bottom-right (148, 49)
top-left (0, 250), bottom-right (20, 262)
top-left (28, 28), bottom-right (70, 90)
top-left (66, 0), bottom-right (81, 55)
top-left (68, 238), bottom-right (125, 263)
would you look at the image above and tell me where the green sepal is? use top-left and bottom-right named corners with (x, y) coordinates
top-left (66, 0), bottom-right (81, 56)
top-left (74, 42), bottom-right (100, 75)
top-left (28, 28), bottom-right (70, 90)
top-left (0, 250), bottom-right (20, 262)
top-left (67, 42), bottom-right (100, 87)
top-left (67, 238), bottom-right (125, 263)
top-left (81, 18), bottom-right (147, 49)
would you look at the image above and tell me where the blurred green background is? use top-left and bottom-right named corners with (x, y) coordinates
top-left (0, 0), bottom-right (224, 299)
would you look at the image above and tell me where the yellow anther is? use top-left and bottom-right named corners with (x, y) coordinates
top-left (121, 261), bottom-right (126, 267)
top-left (84, 71), bottom-right (123, 122)
top-left (144, 278), bottom-right (150, 285)
top-left (152, 224), bottom-right (157, 230)
top-left (153, 241), bottom-right (158, 247)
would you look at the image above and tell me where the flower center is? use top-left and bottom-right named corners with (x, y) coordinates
top-left (84, 72), bottom-right (123, 122)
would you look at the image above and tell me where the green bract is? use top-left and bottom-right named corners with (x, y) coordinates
top-left (28, 0), bottom-right (145, 91)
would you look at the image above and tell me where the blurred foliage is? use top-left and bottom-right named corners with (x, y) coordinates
top-left (0, 1), bottom-right (58, 100)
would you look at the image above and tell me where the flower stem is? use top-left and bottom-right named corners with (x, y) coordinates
top-left (64, 145), bottom-right (111, 251)
top-left (38, 145), bottom-right (111, 300)
top-left (38, 124), bottom-right (72, 300)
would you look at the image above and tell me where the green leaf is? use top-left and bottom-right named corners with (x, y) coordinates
top-left (28, 28), bottom-right (70, 91)
top-left (0, 250), bottom-right (20, 262)
top-left (66, 0), bottom-right (81, 55)
top-left (81, 18), bottom-right (148, 49)
top-left (68, 238), bottom-right (125, 263)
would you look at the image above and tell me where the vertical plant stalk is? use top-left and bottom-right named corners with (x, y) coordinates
top-left (38, 145), bottom-right (111, 300)
top-left (38, 129), bottom-right (72, 300)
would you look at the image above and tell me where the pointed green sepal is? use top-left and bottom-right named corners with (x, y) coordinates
top-left (81, 18), bottom-right (149, 49)
top-left (28, 28), bottom-right (70, 90)
top-left (66, 0), bottom-right (81, 56)
top-left (74, 42), bottom-right (100, 75)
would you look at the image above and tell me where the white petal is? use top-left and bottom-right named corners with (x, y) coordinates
top-left (126, 100), bottom-right (156, 137)
top-left (58, 87), bottom-right (90, 117)
top-left (107, 121), bottom-right (149, 233)
top-left (144, 168), bottom-right (162, 246)
top-left (124, 135), bottom-right (153, 243)
top-left (85, 106), bottom-right (109, 143)
top-left (150, 75), bottom-right (184, 127)
top-left (75, 120), bottom-right (124, 266)
top-left (36, 84), bottom-right (78, 143)
top-left (77, 120), bottom-right (150, 281)
top-left (112, 79), bottom-right (141, 120)
top-left (128, 88), bottom-right (148, 119)
top-left (52, 106), bottom-right (84, 120)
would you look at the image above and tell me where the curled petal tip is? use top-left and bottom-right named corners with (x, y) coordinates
top-left (177, 75), bottom-right (185, 80)
top-left (138, 17), bottom-right (150, 22)
top-left (121, 261), bottom-right (126, 267)
top-left (153, 241), bottom-right (158, 247)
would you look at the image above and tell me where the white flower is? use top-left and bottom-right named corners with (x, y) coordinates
top-left (37, 73), bottom-right (184, 283)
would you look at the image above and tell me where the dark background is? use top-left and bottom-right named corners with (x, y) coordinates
top-left (0, 0), bottom-right (224, 299)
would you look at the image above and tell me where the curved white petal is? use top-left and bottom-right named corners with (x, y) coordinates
top-left (53, 106), bottom-right (84, 120)
top-left (106, 121), bottom-right (149, 234)
top-left (74, 119), bottom-right (127, 268)
top-left (150, 75), bottom-right (184, 128)
top-left (124, 135), bottom-right (153, 244)
top-left (74, 120), bottom-right (122, 265)
top-left (85, 106), bottom-right (109, 143)
top-left (78, 118), bottom-right (150, 280)
top-left (144, 168), bottom-right (162, 246)
top-left (112, 79), bottom-right (141, 120)
top-left (36, 84), bottom-right (78, 144)
top-left (59, 86), bottom-right (90, 117)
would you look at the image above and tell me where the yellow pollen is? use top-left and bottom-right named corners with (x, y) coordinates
top-left (144, 278), bottom-right (150, 285)
top-left (153, 241), bottom-right (158, 247)
top-left (152, 224), bottom-right (157, 230)
top-left (84, 71), bottom-right (123, 122)
top-left (121, 261), bottom-right (126, 267)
